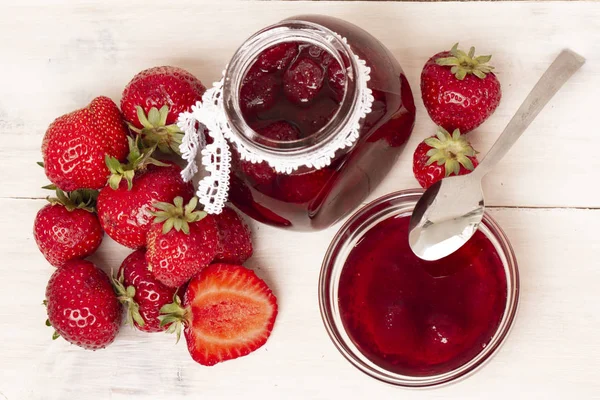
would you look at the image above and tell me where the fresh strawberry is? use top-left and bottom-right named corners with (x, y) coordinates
top-left (239, 121), bottom-right (300, 186)
top-left (146, 197), bottom-right (219, 288)
top-left (97, 148), bottom-right (194, 249)
top-left (44, 260), bottom-right (122, 350)
top-left (112, 249), bottom-right (178, 332)
top-left (41, 96), bottom-right (128, 191)
top-left (275, 168), bottom-right (334, 203)
top-left (121, 66), bottom-right (205, 154)
top-left (213, 206), bottom-right (253, 264)
top-left (421, 43), bottom-right (501, 133)
top-left (159, 264), bottom-right (278, 366)
top-left (413, 127), bottom-right (479, 189)
top-left (33, 189), bottom-right (102, 267)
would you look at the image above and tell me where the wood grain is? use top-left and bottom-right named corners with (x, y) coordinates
top-left (1, 199), bottom-right (599, 399)
top-left (0, 1), bottom-right (599, 399)
top-left (0, 1), bottom-right (598, 208)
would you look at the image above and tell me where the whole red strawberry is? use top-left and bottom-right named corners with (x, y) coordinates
top-left (159, 264), bottom-right (278, 366)
top-left (121, 66), bottom-right (205, 154)
top-left (413, 127), bottom-right (479, 189)
top-left (421, 43), bottom-right (501, 133)
top-left (45, 260), bottom-right (122, 350)
top-left (42, 96), bottom-right (129, 191)
top-left (34, 189), bottom-right (103, 267)
top-left (97, 148), bottom-right (194, 249)
top-left (146, 197), bottom-right (219, 288)
top-left (112, 249), bottom-right (178, 332)
top-left (213, 206), bottom-right (253, 264)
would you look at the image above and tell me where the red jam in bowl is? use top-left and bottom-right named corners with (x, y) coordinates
top-left (338, 215), bottom-right (508, 376)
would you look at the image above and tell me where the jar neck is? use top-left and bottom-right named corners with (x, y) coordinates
top-left (222, 20), bottom-right (361, 158)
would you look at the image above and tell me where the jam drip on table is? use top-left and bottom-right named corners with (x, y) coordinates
top-left (338, 216), bottom-right (507, 376)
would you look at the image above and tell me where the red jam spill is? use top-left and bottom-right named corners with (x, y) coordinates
top-left (338, 216), bottom-right (507, 376)
top-left (240, 41), bottom-right (344, 138)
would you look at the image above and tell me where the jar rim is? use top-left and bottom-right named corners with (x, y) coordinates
top-left (318, 189), bottom-right (520, 388)
top-left (222, 19), bottom-right (361, 156)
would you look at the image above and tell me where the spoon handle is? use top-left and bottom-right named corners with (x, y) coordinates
top-left (475, 49), bottom-right (585, 177)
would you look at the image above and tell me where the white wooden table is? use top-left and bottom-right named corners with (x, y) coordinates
top-left (1, 1), bottom-right (599, 399)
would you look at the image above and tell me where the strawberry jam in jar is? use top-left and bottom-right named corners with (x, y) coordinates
top-left (319, 190), bottom-right (519, 387)
top-left (223, 15), bottom-right (416, 230)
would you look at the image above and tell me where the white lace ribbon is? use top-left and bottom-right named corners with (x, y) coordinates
top-left (178, 88), bottom-right (231, 215)
top-left (178, 38), bottom-right (374, 214)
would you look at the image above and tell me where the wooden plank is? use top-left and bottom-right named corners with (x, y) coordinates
top-left (0, 1), bottom-right (598, 208)
top-left (1, 1), bottom-right (599, 399)
top-left (1, 198), bottom-right (599, 399)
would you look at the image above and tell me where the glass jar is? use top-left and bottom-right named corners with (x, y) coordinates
top-left (319, 189), bottom-right (520, 387)
top-left (222, 15), bottom-right (416, 230)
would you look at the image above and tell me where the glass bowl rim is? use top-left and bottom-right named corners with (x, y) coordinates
top-left (318, 188), bottom-right (520, 388)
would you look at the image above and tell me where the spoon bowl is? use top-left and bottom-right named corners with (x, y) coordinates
top-left (409, 173), bottom-right (484, 261)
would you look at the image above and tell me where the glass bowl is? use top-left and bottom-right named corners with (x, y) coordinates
top-left (318, 189), bottom-right (519, 388)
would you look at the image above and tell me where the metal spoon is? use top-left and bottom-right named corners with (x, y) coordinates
top-left (409, 49), bottom-right (585, 261)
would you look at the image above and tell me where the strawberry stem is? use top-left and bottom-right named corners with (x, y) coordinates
top-left (151, 196), bottom-right (206, 235)
top-left (111, 269), bottom-right (146, 328)
top-left (43, 300), bottom-right (61, 340)
top-left (424, 127), bottom-right (478, 177)
top-left (131, 105), bottom-right (184, 155)
top-left (47, 188), bottom-right (99, 212)
top-left (159, 294), bottom-right (188, 343)
top-left (105, 136), bottom-right (168, 190)
top-left (436, 43), bottom-right (494, 80)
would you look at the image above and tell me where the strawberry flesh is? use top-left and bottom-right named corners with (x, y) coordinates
top-left (183, 264), bottom-right (277, 366)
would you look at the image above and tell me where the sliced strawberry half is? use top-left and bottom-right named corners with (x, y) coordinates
top-left (160, 264), bottom-right (277, 366)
